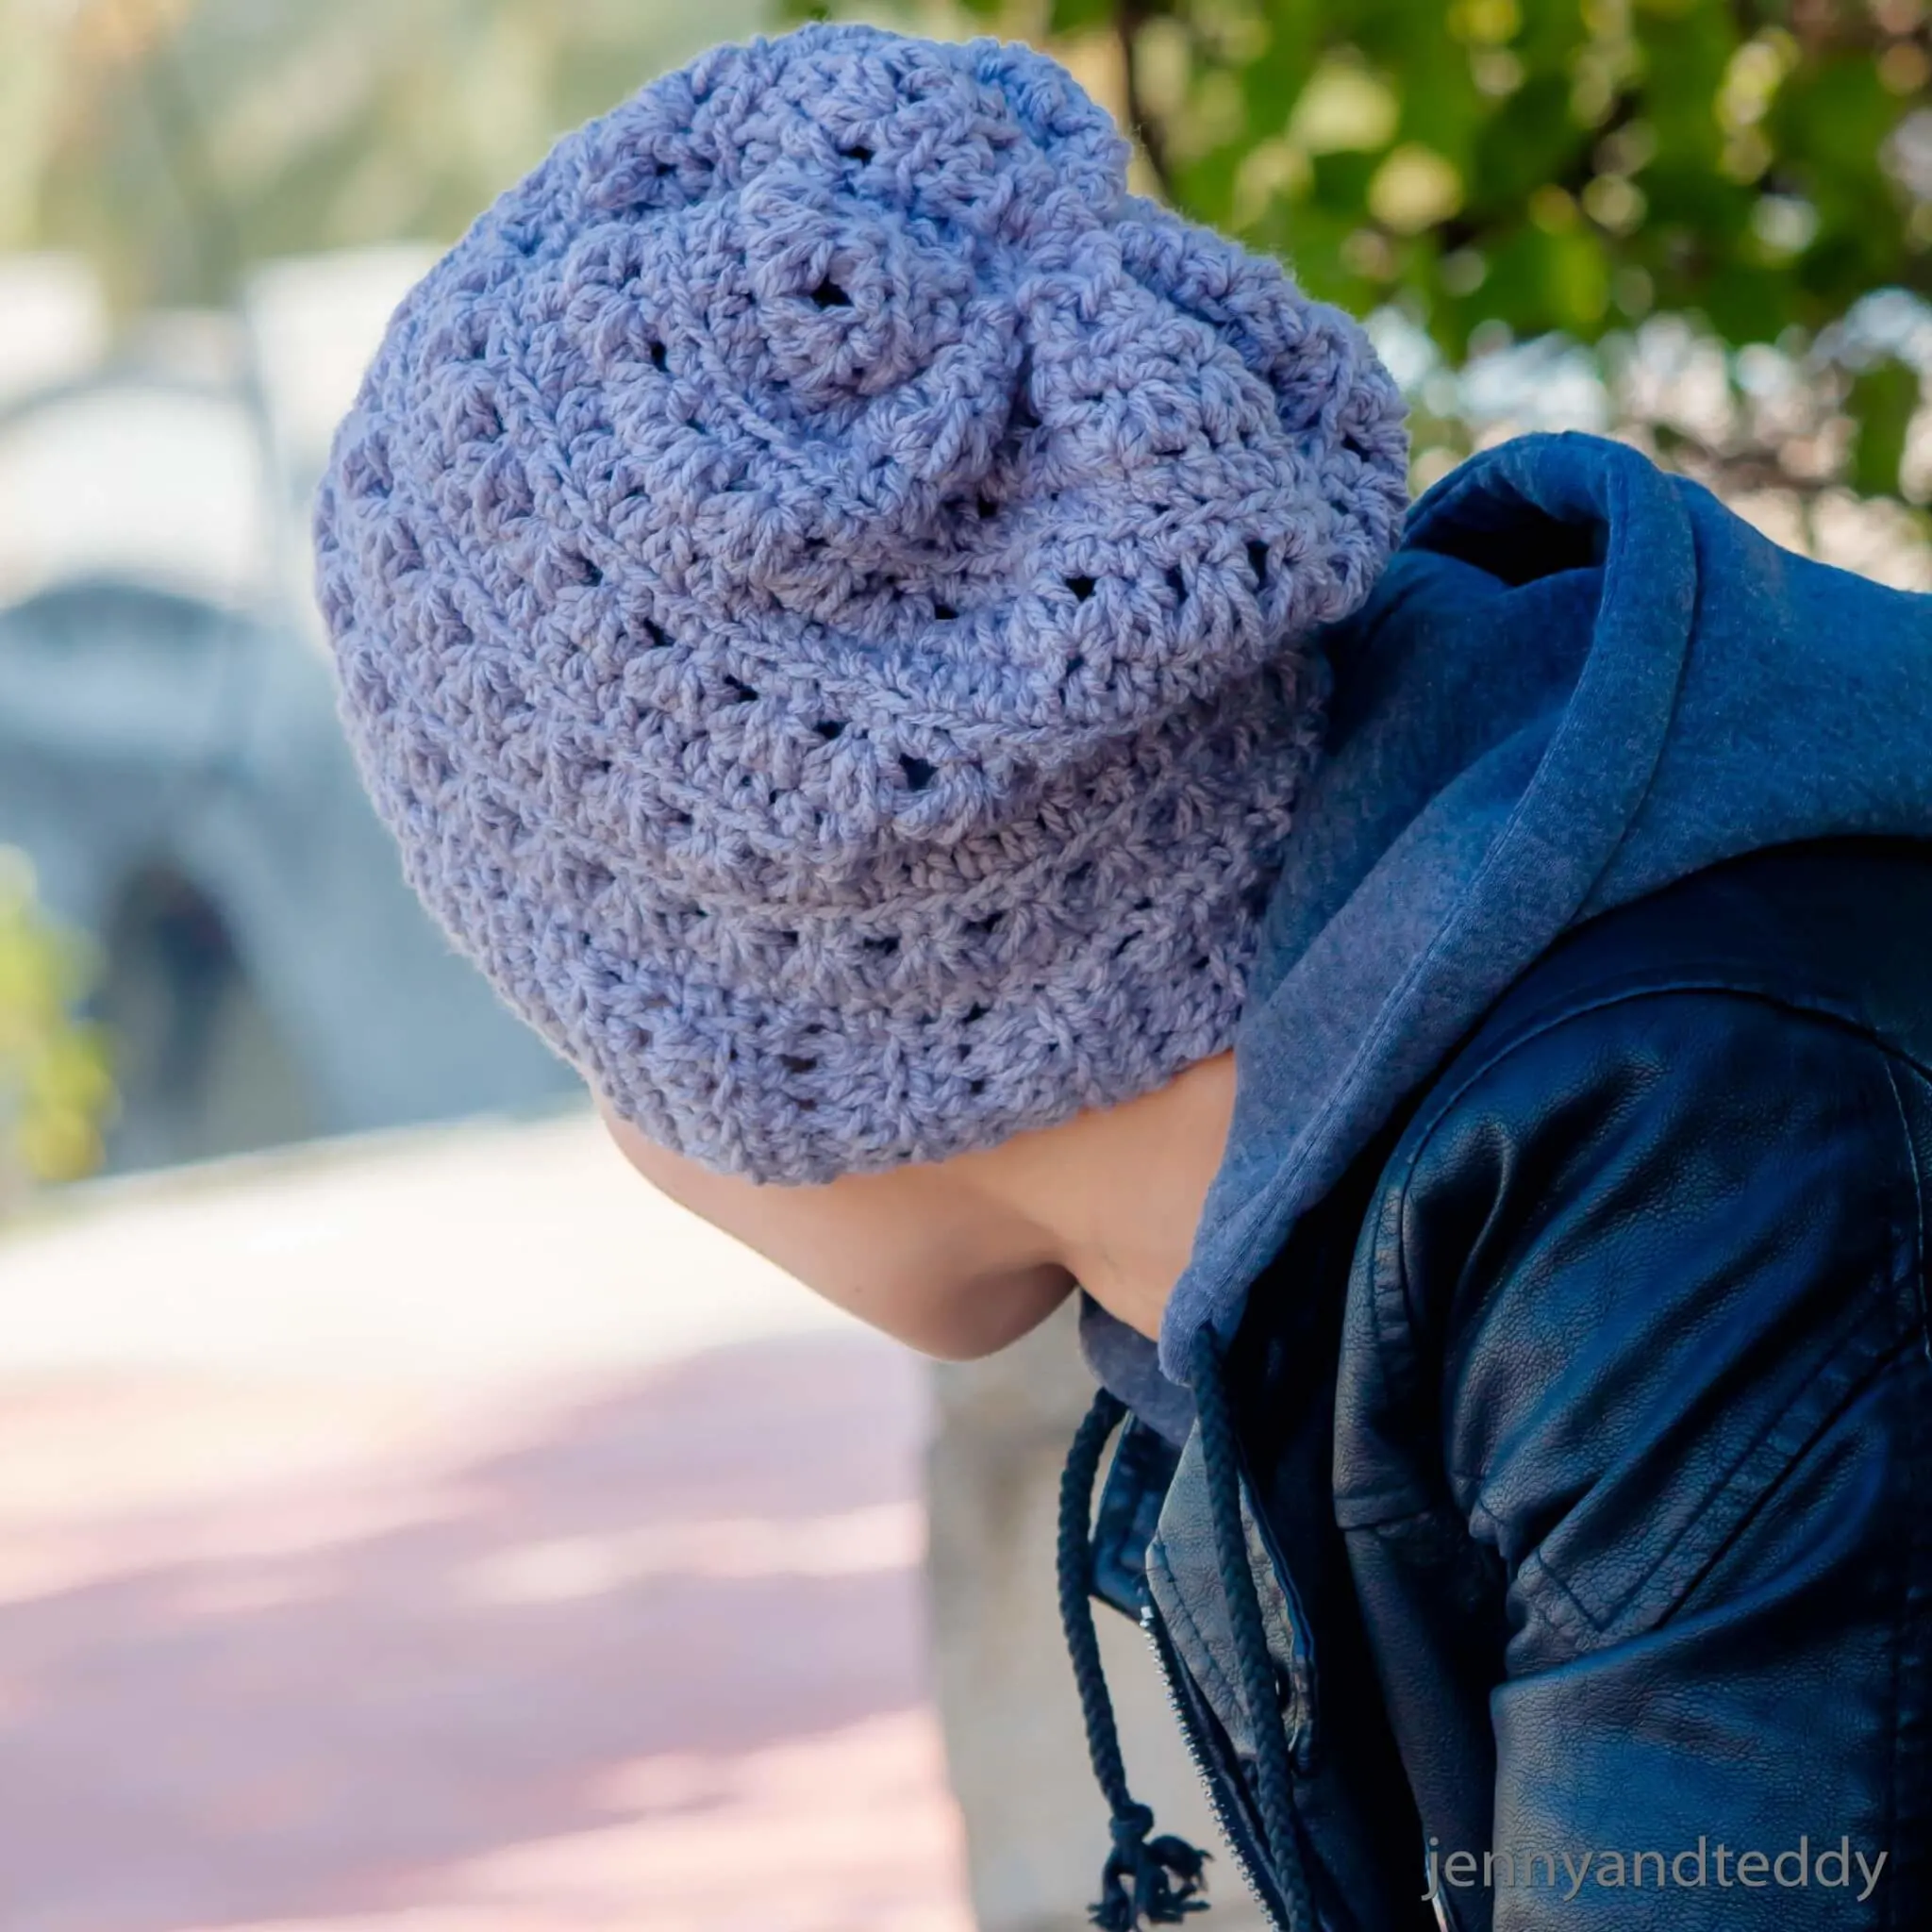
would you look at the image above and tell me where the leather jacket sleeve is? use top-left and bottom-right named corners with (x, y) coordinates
top-left (1333, 987), bottom-right (1932, 1930)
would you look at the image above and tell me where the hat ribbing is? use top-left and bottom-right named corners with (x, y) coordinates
top-left (312, 22), bottom-right (1409, 1183)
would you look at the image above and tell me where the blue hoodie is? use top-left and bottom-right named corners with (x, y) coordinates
top-left (1081, 429), bottom-right (1932, 1418)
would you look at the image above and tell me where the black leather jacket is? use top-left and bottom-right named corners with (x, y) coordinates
top-left (1067, 833), bottom-right (1932, 1931)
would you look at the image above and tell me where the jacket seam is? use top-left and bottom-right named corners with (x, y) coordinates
top-left (1381, 983), bottom-right (1923, 1338)
top-left (1877, 1054), bottom-right (1929, 1356)
top-left (1335, 1481), bottom-right (1439, 1530)
top-left (1364, 983), bottom-right (1897, 1417)
top-left (1524, 1314), bottom-right (1912, 1641)
top-left (1876, 1056), bottom-right (1931, 1929)
top-left (1886, 1394), bottom-right (1905, 1932)
top-left (1151, 1552), bottom-right (1249, 1753)
top-left (1378, 989), bottom-right (1924, 1641)
top-left (1396, 980), bottom-right (1928, 1192)
top-left (1510, 1548), bottom-right (1600, 1645)
top-left (1889, 1330), bottom-right (1932, 1920)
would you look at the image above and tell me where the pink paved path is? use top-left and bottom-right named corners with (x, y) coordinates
top-left (0, 1332), bottom-right (973, 1932)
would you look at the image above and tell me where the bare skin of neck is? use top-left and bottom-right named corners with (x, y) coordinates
top-left (600, 1050), bottom-right (1239, 1359)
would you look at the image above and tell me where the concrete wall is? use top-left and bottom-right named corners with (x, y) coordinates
top-left (0, 575), bottom-right (580, 1172)
top-left (926, 1297), bottom-right (1267, 1932)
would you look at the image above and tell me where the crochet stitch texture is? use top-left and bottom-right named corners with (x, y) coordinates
top-left (313, 22), bottom-right (1410, 1183)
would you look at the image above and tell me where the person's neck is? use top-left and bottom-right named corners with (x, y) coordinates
top-left (978, 1050), bottom-right (1238, 1343)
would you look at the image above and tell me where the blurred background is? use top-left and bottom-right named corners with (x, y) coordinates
top-left (0, 1), bottom-right (1927, 1928)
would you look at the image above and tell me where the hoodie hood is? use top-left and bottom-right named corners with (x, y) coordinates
top-left (1080, 428), bottom-right (1932, 1407)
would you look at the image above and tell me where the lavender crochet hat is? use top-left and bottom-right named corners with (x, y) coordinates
top-left (313, 22), bottom-right (1409, 1184)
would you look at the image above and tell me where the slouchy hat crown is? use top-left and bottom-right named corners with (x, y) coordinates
top-left (313, 22), bottom-right (1409, 1183)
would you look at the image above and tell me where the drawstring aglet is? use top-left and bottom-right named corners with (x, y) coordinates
top-left (1089, 1799), bottom-right (1211, 1930)
top-left (1058, 1389), bottom-right (1212, 1931)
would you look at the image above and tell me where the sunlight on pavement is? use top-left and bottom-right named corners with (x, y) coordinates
top-left (0, 1114), bottom-right (973, 1931)
top-left (461, 1501), bottom-right (927, 1605)
top-left (182, 1713), bottom-right (973, 1932)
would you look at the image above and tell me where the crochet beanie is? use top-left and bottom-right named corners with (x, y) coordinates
top-left (313, 22), bottom-right (1410, 1185)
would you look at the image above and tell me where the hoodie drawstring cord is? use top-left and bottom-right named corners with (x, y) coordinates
top-left (1189, 1324), bottom-right (1317, 1932)
top-left (1057, 1386), bottom-right (1211, 1930)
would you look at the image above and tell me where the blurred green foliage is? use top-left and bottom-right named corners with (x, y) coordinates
top-left (0, 851), bottom-right (113, 1210)
top-left (826, 0), bottom-right (1932, 500)
top-left (7, 0), bottom-right (1926, 502)
top-left (1080, 1), bottom-right (1927, 356)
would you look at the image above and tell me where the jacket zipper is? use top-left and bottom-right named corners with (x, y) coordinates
top-left (1139, 1598), bottom-right (1287, 1932)
top-left (1422, 1824), bottom-right (1454, 1932)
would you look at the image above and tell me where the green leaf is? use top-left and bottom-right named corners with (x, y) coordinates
top-left (1848, 358), bottom-right (1921, 503)
top-left (1466, 74), bottom-right (1583, 209)
top-left (1047, 0), bottom-right (1120, 32)
top-left (1774, 58), bottom-right (1898, 182)
top-left (0, 850), bottom-right (110, 1205)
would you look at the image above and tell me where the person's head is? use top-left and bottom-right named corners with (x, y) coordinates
top-left (312, 23), bottom-right (1407, 1356)
top-left (598, 1042), bottom-right (1240, 1357)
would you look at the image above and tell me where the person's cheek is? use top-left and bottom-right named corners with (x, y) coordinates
top-left (596, 1102), bottom-right (1071, 1357)
top-left (798, 1189), bottom-right (1075, 1359)
top-left (908, 1260), bottom-right (1076, 1360)
top-left (749, 1200), bottom-right (1068, 1359)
